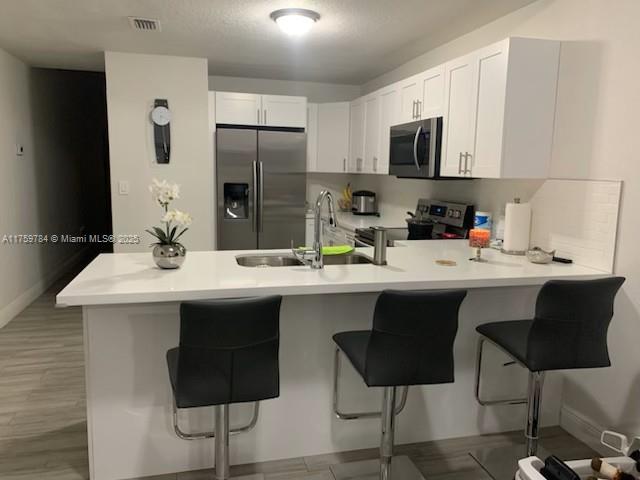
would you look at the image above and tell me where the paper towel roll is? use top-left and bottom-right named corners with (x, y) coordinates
top-left (502, 200), bottom-right (531, 254)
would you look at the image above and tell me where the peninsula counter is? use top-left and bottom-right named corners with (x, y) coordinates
top-left (57, 241), bottom-right (607, 480)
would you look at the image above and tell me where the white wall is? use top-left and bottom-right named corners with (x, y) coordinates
top-left (106, 52), bottom-right (213, 252)
top-left (353, 0), bottom-right (640, 446)
top-left (0, 50), bottom-right (90, 327)
top-left (208, 75), bottom-right (360, 103)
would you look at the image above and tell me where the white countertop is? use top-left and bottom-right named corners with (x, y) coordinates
top-left (56, 240), bottom-right (607, 307)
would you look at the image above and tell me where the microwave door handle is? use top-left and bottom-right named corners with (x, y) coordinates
top-left (428, 118), bottom-right (437, 177)
top-left (413, 125), bottom-right (422, 171)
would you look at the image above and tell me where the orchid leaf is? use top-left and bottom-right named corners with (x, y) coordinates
top-left (173, 228), bottom-right (189, 241)
top-left (152, 226), bottom-right (168, 243)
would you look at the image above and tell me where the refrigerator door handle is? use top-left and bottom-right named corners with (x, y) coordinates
top-left (258, 161), bottom-right (264, 233)
top-left (252, 161), bottom-right (258, 232)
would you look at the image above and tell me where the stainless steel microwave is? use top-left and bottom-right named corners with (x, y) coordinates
top-left (389, 117), bottom-right (443, 179)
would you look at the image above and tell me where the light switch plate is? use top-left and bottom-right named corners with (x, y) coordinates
top-left (118, 181), bottom-right (130, 195)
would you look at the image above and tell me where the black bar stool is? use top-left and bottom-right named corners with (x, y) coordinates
top-left (331, 289), bottom-right (467, 480)
top-left (166, 296), bottom-right (282, 480)
top-left (473, 277), bottom-right (624, 479)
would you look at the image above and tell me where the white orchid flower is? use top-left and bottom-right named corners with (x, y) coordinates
top-left (161, 210), bottom-right (177, 223)
top-left (173, 210), bottom-right (193, 226)
top-left (149, 178), bottom-right (180, 206)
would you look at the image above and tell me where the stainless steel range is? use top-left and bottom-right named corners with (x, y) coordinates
top-left (354, 199), bottom-right (475, 246)
top-left (410, 199), bottom-right (475, 240)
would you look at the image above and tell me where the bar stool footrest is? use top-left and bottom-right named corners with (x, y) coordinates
top-left (330, 456), bottom-right (425, 480)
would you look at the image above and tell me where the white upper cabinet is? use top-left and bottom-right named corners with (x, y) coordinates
top-left (441, 53), bottom-right (477, 177)
top-left (363, 93), bottom-right (380, 173)
top-left (214, 92), bottom-right (307, 128)
top-left (261, 95), bottom-right (307, 128)
top-left (376, 85), bottom-right (400, 175)
top-left (315, 102), bottom-right (350, 173)
top-left (395, 66), bottom-right (445, 125)
top-left (216, 38), bottom-right (558, 180)
top-left (442, 37), bottom-right (559, 179)
top-left (419, 65), bottom-right (445, 119)
top-left (471, 41), bottom-right (509, 178)
top-left (215, 92), bottom-right (262, 126)
top-left (397, 73), bottom-right (422, 124)
top-left (349, 98), bottom-right (365, 173)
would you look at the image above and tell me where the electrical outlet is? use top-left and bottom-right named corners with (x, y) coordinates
top-left (118, 180), bottom-right (130, 195)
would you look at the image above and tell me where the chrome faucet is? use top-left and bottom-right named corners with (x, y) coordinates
top-left (293, 190), bottom-right (337, 269)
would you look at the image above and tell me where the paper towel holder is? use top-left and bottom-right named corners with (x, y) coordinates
top-left (501, 197), bottom-right (530, 256)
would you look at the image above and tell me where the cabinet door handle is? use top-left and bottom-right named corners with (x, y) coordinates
top-left (357, 157), bottom-right (363, 172)
top-left (412, 100), bottom-right (416, 119)
top-left (343, 158), bottom-right (347, 172)
top-left (465, 152), bottom-right (472, 174)
top-left (257, 108), bottom-right (260, 124)
top-left (263, 109), bottom-right (267, 125)
top-left (458, 152), bottom-right (463, 174)
top-left (373, 157), bottom-right (378, 172)
top-left (416, 100), bottom-right (421, 119)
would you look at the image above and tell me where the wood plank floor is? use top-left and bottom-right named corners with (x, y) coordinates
top-left (0, 275), bottom-right (597, 480)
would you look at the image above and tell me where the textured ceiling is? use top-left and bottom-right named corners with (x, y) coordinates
top-left (0, 0), bottom-right (536, 84)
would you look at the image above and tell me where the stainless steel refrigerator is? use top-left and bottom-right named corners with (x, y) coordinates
top-left (216, 127), bottom-right (307, 250)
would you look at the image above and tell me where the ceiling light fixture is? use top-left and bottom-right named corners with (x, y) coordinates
top-left (270, 8), bottom-right (320, 36)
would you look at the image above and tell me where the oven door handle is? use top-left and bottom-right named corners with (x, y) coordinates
top-left (413, 125), bottom-right (422, 171)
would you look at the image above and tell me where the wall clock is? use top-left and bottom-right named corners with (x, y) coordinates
top-left (151, 99), bottom-right (171, 164)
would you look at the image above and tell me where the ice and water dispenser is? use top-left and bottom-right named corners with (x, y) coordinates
top-left (223, 183), bottom-right (249, 219)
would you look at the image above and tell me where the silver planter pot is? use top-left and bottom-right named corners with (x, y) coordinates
top-left (152, 244), bottom-right (186, 269)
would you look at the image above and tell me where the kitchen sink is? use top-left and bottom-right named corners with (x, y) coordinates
top-left (236, 254), bottom-right (304, 267)
top-left (322, 253), bottom-right (373, 265)
top-left (235, 252), bottom-right (374, 267)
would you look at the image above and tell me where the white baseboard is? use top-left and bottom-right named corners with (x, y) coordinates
top-left (560, 405), bottom-right (616, 456)
top-left (0, 247), bottom-right (90, 329)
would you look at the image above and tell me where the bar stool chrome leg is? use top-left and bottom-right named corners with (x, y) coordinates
top-left (215, 405), bottom-right (230, 480)
top-left (525, 372), bottom-right (545, 457)
top-left (380, 387), bottom-right (396, 480)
